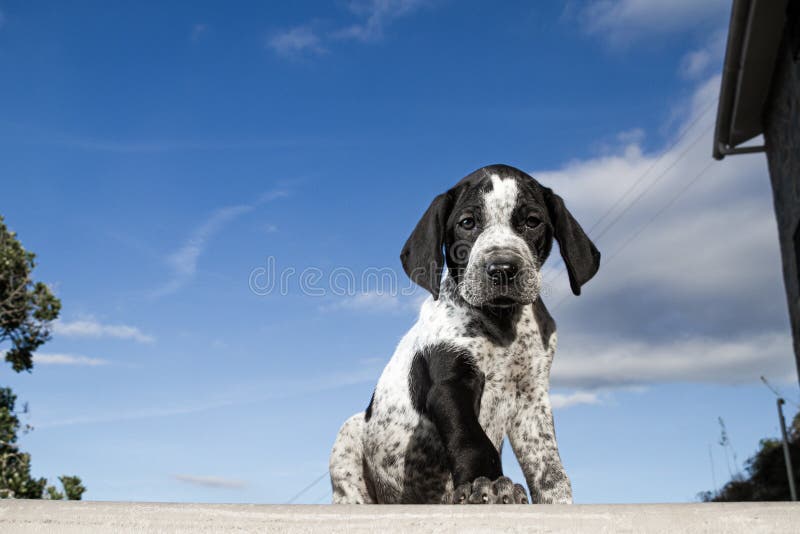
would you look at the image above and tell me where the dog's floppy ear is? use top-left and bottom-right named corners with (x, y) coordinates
top-left (544, 188), bottom-right (600, 296)
top-left (400, 192), bottom-right (452, 299)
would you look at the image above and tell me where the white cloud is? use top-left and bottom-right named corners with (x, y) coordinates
top-left (326, 291), bottom-right (402, 312)
top-left (168, 205), bottom-right (252, 278)
top-left (33, 353), bottom-right (109, 366)
top-left (551, 390), bottom-right (602, 409)
top-left (553, 332), bottom-right (795, 389)
top-left (681, 48), bottom-right (713, 79)
top-left (315, 75), bottom-right (793, 390)
top-left (577, 0), bottom-right (729, 44)
top-left (53, 318), bottom-right (155, 343)
top-left (152, 190), bottom-right (288, 297)
top-left (35, 359), bottom-right (383, 427)
top-left (269, 26), bottom-right (326, 57)
top-left (36, 400), bottom-right (239, 428)
top-left (270, 0), bottom-right (429, 58)
top-left (319, 290), bottom-right (425, 314)
top-left (529, 73), bottom-right (797, 391)
top-left (679, 30), bottom-right (727, 79)
top-left (334, 0), bottom-right (426, 42)
top-left (173, 474), bottom-right (247, 489)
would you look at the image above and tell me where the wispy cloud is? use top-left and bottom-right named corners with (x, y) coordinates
top-left (53, 318), bottom-right (155, 344)
top-left (574, 0), bottom-right (729, 45)
top-left (551, 390), bottom-right (602, 409)
top-left (318, 290), bottom-right (425, 314)
top-left (532, 73), bottom-right (796, 391)
top-left (679, 30), bottom-right (726, 80)
top-left (1, 350), bottom-right (108, 367)
top-left (8, 122), bottom-right (325, 153)
top-left (173, 474), bottom-right (248, 489)
top-left (151, 190), bottom-right (288, 298)
top-left (167, 205), bottom-right (253, 277)
top-left (33, 353), bottom-right (109, 366)
top-left (333, 0), bottom-right (427, 42)
top-left (269, 0), bottom-right (430, 58)
top-left (35, 358), bottom-right (381, 428)
top-left (269, 25), bottom-right (327, 57)
top-left (36, 399), bottom-right (240, 428)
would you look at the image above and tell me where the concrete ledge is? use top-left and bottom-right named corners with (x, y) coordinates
top-left (1, 501), bottom-right (799, 533)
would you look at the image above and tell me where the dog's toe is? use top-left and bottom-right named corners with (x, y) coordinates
top-left (467, 477), bottom-right (494, 504)
top-left (513, 482), bottom-right (529, 504)
top-left (450, 482), bottom-right (472, 504)
top-left (491, 476), bottom-right (515, 504)
top-left (491, 476), bottom-right (528, 504)
top-left (446, 476), bottom-right (528, 504)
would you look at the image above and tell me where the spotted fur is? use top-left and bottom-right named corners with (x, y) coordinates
top-left (329, 164), bottom-right (600, 504)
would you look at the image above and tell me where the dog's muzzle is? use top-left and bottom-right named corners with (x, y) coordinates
top-left (486, 257), bottom-right (520, 287)
top-left (459, 233), bottom-right (541, 307)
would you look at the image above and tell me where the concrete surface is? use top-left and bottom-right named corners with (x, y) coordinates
top-left (1, 501), bottom-right (799, 533)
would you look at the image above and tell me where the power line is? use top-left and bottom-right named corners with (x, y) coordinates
top-left (288, 102), bottom-right (720, 507)
top-left (285, 471), bottom-right (329, 504)
top-left (312, 489), bottom-right (333, 504)
top-left (761, 376), bottom-right (800, 409)
top-left (587, 100), bottom-right (717, 239)
top-left (599, 159), bottom-right (714, 267)
top-left (543, 100), bottom-right (717, 284)
top-left (591, 126), bottom-right (713, 245)
top-left (545, 101), bottom-right (714, 292)
top-left (551, 159), bottom-right (716, 312)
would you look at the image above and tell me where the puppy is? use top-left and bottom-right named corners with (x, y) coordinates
top-left (329, 164), bottom-right (600, 504)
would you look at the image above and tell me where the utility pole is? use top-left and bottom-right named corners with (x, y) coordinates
top-left (777, 398), bottom-right (797, 501)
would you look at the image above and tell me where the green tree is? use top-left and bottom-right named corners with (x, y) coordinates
top-left (0, 215), bottom-right (84, 500)
top-left (1, 215), bottom-right (61, 372)
top-left (701, 411), bottom-right (800, 502)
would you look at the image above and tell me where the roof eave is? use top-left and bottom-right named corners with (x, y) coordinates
top-left (713, 0), bottom-right (787, 160)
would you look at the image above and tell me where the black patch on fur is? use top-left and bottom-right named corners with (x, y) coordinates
top-left (465, 304), bottom-right (524, 347)
top-left (400, 193), bottom-right (452, 299)
top-left (533, 298), bottom-right (556, 350)
top-left (407, 343), bottom-right (499, 487)
top-left (365, 390), bottom-right (375, 422)
top-left (401, 163), bottom-right (599, 298)
top-left (443, 174), bottom-right (495, 285)
top-left (409, 353), bottom-right (432, 415)
top-left (542, 187), bottom-right (600, 295)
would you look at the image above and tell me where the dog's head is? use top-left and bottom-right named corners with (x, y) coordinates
top-left (401, 164), bottom-right (600, 307)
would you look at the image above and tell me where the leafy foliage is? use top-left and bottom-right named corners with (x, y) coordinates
top-left (0, 215), bottom-right (61, 372)
top-left (701, 411), bottom-right (800, 502)
top-left (0, 215), bottom-right (84, 500)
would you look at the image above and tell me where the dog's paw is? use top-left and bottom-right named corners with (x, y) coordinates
top-left (447, 476), bottom-right (528, 504)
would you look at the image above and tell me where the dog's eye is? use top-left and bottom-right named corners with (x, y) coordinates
top-left (459, 217), bottom-right (475, 230)
top-left (525, 215), bottom-right (541, 229)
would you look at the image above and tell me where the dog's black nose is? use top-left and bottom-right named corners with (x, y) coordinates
top-left (486, 261), bottom-right (518, 285)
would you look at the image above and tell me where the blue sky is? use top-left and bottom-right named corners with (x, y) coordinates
top-left (1, 0), bottom-right (798, 504)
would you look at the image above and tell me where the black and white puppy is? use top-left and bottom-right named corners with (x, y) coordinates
top-left (329, 164), bottom-right (600, 504)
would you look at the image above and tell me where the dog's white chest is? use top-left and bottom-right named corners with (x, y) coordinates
top-left (473, 306), bottom-right (543, 448)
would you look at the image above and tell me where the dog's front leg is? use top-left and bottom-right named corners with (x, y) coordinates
top-left (508, 385), bottom-right (573, 504)
top-left (421, 349), bottom-right (527, 504)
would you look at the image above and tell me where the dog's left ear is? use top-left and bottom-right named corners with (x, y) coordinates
top-left (400, 192), bottom-right (452, 299)
top-left (544, 189), bottom-right (601, 296)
